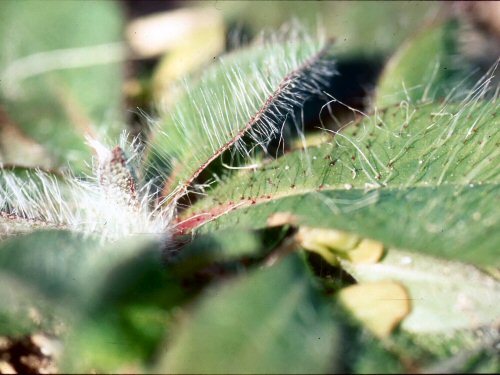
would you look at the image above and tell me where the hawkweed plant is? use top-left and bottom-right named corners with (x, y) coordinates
top-left (0, 1), bottom-right (499, 374)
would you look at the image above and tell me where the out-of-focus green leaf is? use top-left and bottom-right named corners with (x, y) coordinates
top-left (0, 230), bottom-right (102, 303)
top-left (204, 1), bottom-right (440, 57)
top-left (61, 237), bottom-right (190, 373)
top-left (341, 250), bottom-right (500, 334)
top-left (170, 228), bottom-right (286, 276)
top-left (0, 230), bottom-right (100, 335)
top-left (61, 230), bottom-right (287, 373)
top-left (342, 330), bottom-right (405, 373)
top-left (356, 345), bottom-right (406, 373)
top-left (0, 0), bottom-right (125, 173)
top-left (340, 249), bottom-right (499, 372)
top-left (0, 272), bottom-right (68, 336)
top-left (0, 229), bottom-right (185, 370)
top-left (0, 109), bottom-right (56, 168)
top-left (181, 98), bottom-right (499, 267)
top-left (0, 230), bottom-right (164, 337)
top-left (375, 20), bottom-right (472, 108)
top-left (156, 254), bottom-right (340, 373)
top-left (388, 326), bottom-right (500, 373)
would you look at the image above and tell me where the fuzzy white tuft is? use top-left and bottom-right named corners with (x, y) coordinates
top-left (1, 135), bottom-right (175, 242)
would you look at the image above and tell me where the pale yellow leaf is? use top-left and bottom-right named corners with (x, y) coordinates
top-left (338, 281), bottom-right (410, 338)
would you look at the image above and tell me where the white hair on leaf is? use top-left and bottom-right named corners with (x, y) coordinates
top-left (2, 23), bottom-right (338, 240)
top-left (1, 136), bottom-right (175, 242)
top-left (144, 24), bottom-right (337, 205)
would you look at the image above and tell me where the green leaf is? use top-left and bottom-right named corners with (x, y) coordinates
top-left (156, 254), bottom-right (340, 373)
top-left (180, 98), bottom-right (499, 267)
top-left (343, 331), bottom-right (405, 373)
top-left (0, 229), bottom-right (185, 370)
top-left (212, 1), bottom-right (440, 57)
top-left (0, 230), bottom-right (163, 336)
top-left (0, 109), bottom-right (56, 168)
top-left (0, 167), bottom-right (68, 238)
top-left (61, 237), bottom-right (189, 373)
top-left (0, 0), bottom-right (125, 172)
top-left (375, 20), bottom-right (469, 108)
top-left (388, 326), bottom-right (500, 373)
top-left (60, 229), bottom-right (286, 372)
top-left (0, 272), bottom-right (69, 336)
top-left (0, 230), bottom-right (100, 335)
top-left (0, 231), bottom-right (102, 302)
top-left (356, 347), bottom-right (405, 373)
top-left (170, 228), bottom-right (286, 276)
top-left (144, 31), bottom-right (335, 199)
top-left (341, 250), bottom-right (500, 333)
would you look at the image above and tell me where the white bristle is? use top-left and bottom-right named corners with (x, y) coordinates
top-left (1, 134), bottom-right (175, 242)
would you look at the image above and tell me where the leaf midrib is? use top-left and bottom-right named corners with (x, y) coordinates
top-left (177, 182), bottom-right (497, 233)
top-left (161, 43), bottom-right (334, 201)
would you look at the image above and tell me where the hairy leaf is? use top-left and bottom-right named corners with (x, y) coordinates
top-left (0, 162), bottom-right (169, 240)
top-left (0, 167), bottom-right (69, 238)
top-left (145, 29), bottom-right (336, 200)
top-left (179, 97), bottom-right (499, 267)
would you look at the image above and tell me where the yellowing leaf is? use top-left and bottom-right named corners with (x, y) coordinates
top-left (153, 23), bottom-right (225, 105)
top-left (127, 8), bottom-right (224, 59)
top-left (296, 227), bottom-right (360, 253)
top-left (346, 238), bottom-right (384, 264)
top-left (342, 250), bottom-right (500, 333)
top-left (296, 227), bottom-right (383, 265)
top-left (338, 281), bottom-right (410, 338)
top-left (296, 227), bottom-right (359, 266)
